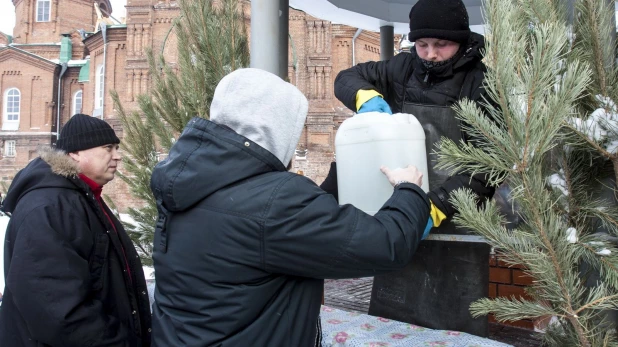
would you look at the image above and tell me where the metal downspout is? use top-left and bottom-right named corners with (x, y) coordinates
top-left (101, 24), bottom-right (108, 119)
top-left (55, 63), bottom-right (68, 142)
top-left (352, 28), bottom-right (362, 66)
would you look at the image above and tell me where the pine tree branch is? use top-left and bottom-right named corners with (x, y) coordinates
top-left (522, 173), bottom-right (591, 347)
top-left (470, 297), bottom-right (559, 321)
top-left (575, 293), bottom-right (618, 315)
top-left (564, 121), bottom-right (615, 160)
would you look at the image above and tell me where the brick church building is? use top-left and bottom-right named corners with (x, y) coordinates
top-left (0, 0), bottom-right (395, 210)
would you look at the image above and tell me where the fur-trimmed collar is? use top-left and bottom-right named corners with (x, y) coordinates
top-left (37, 146), bottom-right (81, 177)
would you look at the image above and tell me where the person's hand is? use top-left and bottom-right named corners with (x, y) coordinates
top-left (358, 96), bottom-right (393, 114)
top-left (380, 165), bottom-right (423, 187)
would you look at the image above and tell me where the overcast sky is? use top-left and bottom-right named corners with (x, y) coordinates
top-left (0, 0), bottom-right (127, 36)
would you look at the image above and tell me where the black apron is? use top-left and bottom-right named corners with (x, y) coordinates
top-left (368, 101), bottom-right (490, 337)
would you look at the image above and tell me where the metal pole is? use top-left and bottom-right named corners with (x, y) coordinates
top-left (380, 25), bottom-right (394, 61)
top-left (352, 28), bottom-right (362, 66)
top-left (101, 23), bottom-right (107, 119)
top-left (278, 0), bottom-right (289, 80)
top-left (250, 0), bottom-right (280, 76)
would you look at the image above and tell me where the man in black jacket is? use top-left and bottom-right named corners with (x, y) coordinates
top-left (0, 114), bottom-right (151, 346)
top-left (333, 0), bottom-right (496, 336)
top-left (333, 0), bottom-right (494, 227)
top-left (150, 68), bottom-right (430, 346)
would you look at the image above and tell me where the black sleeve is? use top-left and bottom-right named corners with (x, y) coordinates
top-left (334, 58), bottom-right (395, 112)
top-left (428, 63), bottom-right (501, 218)
top-left (428, 173), bottom-right (495, 218)
top-left (264, 176), bottom-right (430, 279)
top-left (319, 162), bottom-right (338, 200)
top-left (5, 204), bottom-right (137, 347)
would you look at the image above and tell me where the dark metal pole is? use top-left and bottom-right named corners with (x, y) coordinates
top-left (279, 0), bottom-right (289, 80)
top-left (380, 25), bottom-right (394, 61)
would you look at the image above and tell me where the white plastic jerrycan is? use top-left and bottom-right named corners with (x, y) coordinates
top-left (335, 112), bottom-right (428, 215)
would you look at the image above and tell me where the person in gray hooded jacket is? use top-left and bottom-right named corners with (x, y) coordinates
top-left (150, 68), bottom-right (430, 346)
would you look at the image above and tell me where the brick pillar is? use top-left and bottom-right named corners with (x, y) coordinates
top-left (489, 251), bottom-right (551, 331)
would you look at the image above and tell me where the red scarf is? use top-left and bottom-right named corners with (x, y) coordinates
top-left (79, 174), bottom-right (132, 283)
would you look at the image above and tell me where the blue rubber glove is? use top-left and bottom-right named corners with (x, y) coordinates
top-left (357, 96), bottom-right (393, 114)
top-left (422, 218), bottom-right (432, 240)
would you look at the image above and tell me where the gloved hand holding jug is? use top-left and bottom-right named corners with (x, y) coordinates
top-left (356, 90), bottom-right (392, 114)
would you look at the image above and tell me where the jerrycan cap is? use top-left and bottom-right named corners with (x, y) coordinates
top-left (344, 111), bottom-right (423, 131)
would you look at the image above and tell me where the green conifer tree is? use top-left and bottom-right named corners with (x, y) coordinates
top-left (436, 0), bottom-right (618, 345)
top-left (111, 0), bottom-right (249, 265)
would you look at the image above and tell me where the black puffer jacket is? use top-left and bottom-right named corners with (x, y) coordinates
top-left (334, 33), bottom-right (495, 217)
top-left (335, 32), bottom-right (487, 114)
top-left (150, 118), bottom-right (430, 346)
top-left (0, 148), bottom-right (151, 347)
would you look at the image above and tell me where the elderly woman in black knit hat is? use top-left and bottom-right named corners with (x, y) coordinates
top-left (330, 0), bottom-right (496, 337)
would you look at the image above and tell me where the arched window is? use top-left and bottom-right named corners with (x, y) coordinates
top-left (95, 65), bottom-right (104, 111)
top-left (3, 88), bottom-right (20, 131)
top-left (36, 0), bottom-right (51, 22)
top-left (72, 90), bottom-right (83, 115)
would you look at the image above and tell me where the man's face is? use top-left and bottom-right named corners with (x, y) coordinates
top-left (69, 144), bottom-right (122, 186)
top-left (415, 38), bottom-right (460, 62)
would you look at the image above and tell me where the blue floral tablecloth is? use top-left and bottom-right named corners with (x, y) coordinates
top-left (320, 305), bottom-right (511, 347)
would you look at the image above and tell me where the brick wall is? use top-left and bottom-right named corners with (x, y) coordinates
top-left (489, 251), bottom-right (549, 331)
top-left (12, 0), bottom-right (101, 44)
top-left (2, 0), bottom-right (384, 206)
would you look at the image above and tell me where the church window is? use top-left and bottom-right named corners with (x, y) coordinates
top-left (95, 65), bottom-right (104, 112)
top-left (4, 140), bottom-right (15, 157)
top-left (36, 0), bottom-right (51, 22)
top-left (73, 90), bottom-right (83, 115)
top-left (3, 88), bottom-right (20, 131)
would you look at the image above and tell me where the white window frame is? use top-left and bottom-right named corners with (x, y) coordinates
top-left (36, 0), bottom-right (51, 22)
top-left (2, 88), bottom-right (20, 131)
top-left (4, 140), bottom-right (16, 157)
top-left (72, 90), bottom-right (83, 115)
top-left (94, 65), bottom-right (104, 113)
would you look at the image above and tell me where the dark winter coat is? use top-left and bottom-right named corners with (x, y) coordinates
top-left (150, 118), bottom-right (430, 347)
top-left (335, 32), bottom-right (488, 115)
top-left (333, 32), bottom-right (495, 217)
top-left (0, 148), bottom-right (151, 347)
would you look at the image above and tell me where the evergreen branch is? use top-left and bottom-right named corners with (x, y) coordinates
top-left (454, 99), bottom-right (512, 156)
top-left (435, 138), bottom-right (511, 186)
top-left (521, 174), bottom-right (581, 314)
top-left (579, 205), bottom-right (618, 237)
top-left (470, 297), bottom-right (558, 321)
top-left (563, 121), bottom-right (615, 160)
top-left (575, 237), bottom-right (618, 290)
top-left (575, 294), bottom-right (618, 315)
top-left (110, 0), bottom-right (249, 265)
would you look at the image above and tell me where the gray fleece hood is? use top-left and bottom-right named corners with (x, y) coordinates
top-left (210, 68), bottom-right (308, 167)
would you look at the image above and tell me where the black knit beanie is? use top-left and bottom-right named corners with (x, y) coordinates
top-left (56, 114), bottom-right (120, 153)
top-left (408, 0), bottom-right (471, 44)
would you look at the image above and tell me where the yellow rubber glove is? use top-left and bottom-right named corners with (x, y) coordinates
top-left (429, 202), bottom-right (447, 228)
top-left (355, 90), bottom-right (383, 111)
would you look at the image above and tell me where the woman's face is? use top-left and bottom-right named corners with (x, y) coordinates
top-left (415, 38), bottom-right (460, 62)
